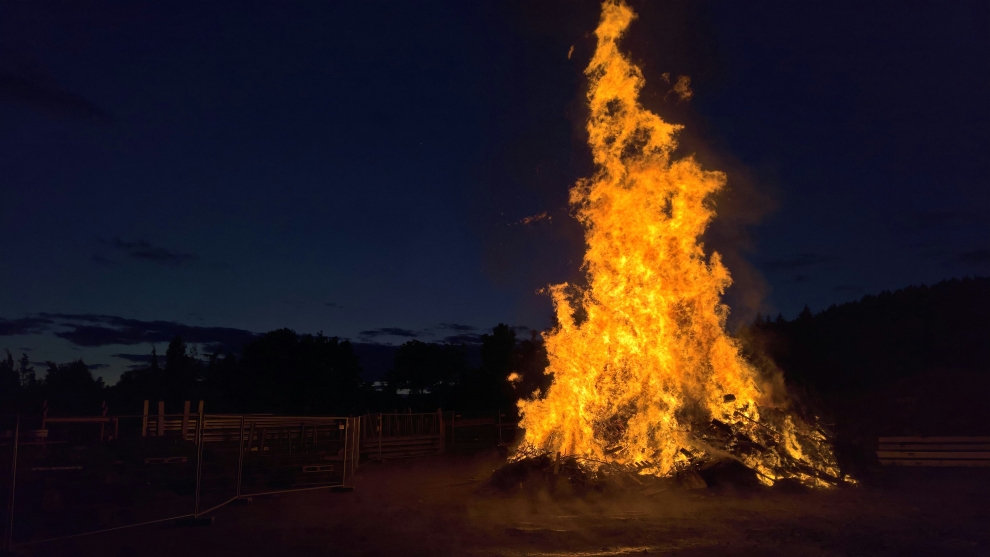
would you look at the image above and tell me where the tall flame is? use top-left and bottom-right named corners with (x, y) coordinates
top-left (516, 0), bottom-right (839, 486)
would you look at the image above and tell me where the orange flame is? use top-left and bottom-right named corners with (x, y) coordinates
top-left (516, 0), bottom-right (839, 486)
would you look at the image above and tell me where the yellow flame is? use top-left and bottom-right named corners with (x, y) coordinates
top-left (516, 0), bottom-right (838, 486)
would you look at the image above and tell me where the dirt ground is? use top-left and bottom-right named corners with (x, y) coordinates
top-left (16, 450), bottom-right (989, 557)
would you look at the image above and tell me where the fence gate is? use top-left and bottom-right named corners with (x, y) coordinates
top-left (236, 415), bottom-right (355, 498)
top-left (360, 411), bottom-right (444, 460)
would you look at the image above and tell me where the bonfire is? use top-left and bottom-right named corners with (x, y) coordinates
top-left (509, 0), bottom-right (843, 489)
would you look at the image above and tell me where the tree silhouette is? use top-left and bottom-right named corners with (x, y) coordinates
top-left (390, 340), bottom-right (467, 394)
top-left (41, 360), bottom-right (104, 415)
top-left (18, 353), bottom-right (35, 388)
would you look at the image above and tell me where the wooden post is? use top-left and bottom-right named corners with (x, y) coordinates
top-left (247, 421), bottom-right (255, 451)
top-left (196, 401), bottom-right (204, 444)
top-left (157, 401), bottom-right (165, 437)
top-left (236, 415), bottom-right (245, 498)
top-left (141, 400), bottom-right (149, 437)
top-left (352, 417), bottom-right (360, 470)
top-left (99, 401), bottom-right (108, 442)
top-left (342, 419), bottom-right (349, 487)
top-left (437, 408), bottom-right (444, 454)
top-left (193, 401), bottom-right (205, 515)
top-left (181, 401), bottom-right (191, 441)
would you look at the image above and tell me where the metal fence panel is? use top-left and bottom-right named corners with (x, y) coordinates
top-left (4, 414), bottom-right (198, 545)
top-left (237, 416), bottom-right (349, 497)
top-left (0, 411), bottom-right (359, 548)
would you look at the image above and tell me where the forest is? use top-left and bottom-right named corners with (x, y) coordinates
top-left (2, 277), bottom-right (987, 438)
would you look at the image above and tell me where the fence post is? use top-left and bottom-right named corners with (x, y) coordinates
top-left (141, 400), bottom-right (149, 437)
top-left (157, 401), bottom-right (165, 437)
top-left (236, 415), bottom-right (245, 498)
top-left (193, 403), bottom-right (205, 516)
top-left (341, 418), bottom-right (349, 487)
top-left (353, 417), bottom-right (360, 470)
top-left (377, 413), bottom-right (382, 461)
top-left (437, 408), bottom-right (445, 454)
top-left (100, 401), bottom-right (108, 442)
top-left (3, 415), bottom-right (19, 552)
top-left (181, 401), bottom-right (191, 441)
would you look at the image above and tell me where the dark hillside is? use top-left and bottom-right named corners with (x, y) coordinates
top-left (743, 277), bottom-right (990, 469)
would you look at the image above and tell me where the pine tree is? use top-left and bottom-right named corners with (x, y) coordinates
top-left (18, 353), bottom-right (35, 388)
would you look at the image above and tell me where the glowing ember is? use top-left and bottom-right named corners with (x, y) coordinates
top-left (515, 0), bottom-right (840, 487)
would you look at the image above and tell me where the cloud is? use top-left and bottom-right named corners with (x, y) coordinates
top-left (958, 249), bottom-right (990, 266)
top-left (437, 323), bottom-right (476, 332)
top-left (762, 253), bottom-right (833, 271)
top-left (0, 316), bottom-right (53, 336)
top-left (442, 333), bottom-right (484, 344)
top-left (36, 313), bottom-right (257, 351)
top-left (358, 327), bottom-right (419, 339)
top-left (112, 353), bottom-right (155, 363)
top-left (324, 302), bottom-right (344, 309)
top-left (87, 363), bottom-right (110, 370)
top-left (105, 238), bottom-right (198, 266)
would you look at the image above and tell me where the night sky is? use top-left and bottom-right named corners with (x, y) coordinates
top-left (2, 1), bottom-right (987, 383)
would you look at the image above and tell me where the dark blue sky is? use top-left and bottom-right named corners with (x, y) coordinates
top-left (2, 1), bottom-right (987, 382)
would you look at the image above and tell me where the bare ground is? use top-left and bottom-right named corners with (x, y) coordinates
top-left (18, 450), bottom-right (989, 557)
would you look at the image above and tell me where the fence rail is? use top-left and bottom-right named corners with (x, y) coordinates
top-left (877, 436), bottom-right (990, 467)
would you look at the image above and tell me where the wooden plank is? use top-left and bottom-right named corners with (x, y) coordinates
top-left (879, 436), bottom-right (990, 443)
top-left (376, 434), bottom-right (441, 442)
top-left (302, 465), bottom-right (334, 473)
top-left (877, 451), bottom-right (990, 459)
top-left (879, 444), bottom-right (990, 451)
top-left (43, 417), bottom-right (113, 424)
top-left (29, 466), bottom-right (84, 471)
top-left (142, 400), bottom-right (149, 437)
top-left (879, 459), bottom-right (990, 467)
top-left (181, 401), bottom-right (190, 441)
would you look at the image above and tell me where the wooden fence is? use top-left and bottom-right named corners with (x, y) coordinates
top-left (877, 436), bottom-right (990, 466)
